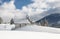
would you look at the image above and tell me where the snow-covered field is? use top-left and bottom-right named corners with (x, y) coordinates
top-left (0, 24), bottom-right (60, 33)
top-left (15, 25), bottom-right (60, 34)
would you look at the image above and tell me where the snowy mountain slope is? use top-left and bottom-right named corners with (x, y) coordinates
top-left (29, 12), bottom-right (50, 22)
top-left (36, 13), bottom-right (60, 28)
top-left (15, 25), bottom-right (60, 34)
top-left (29, 8), bottom-right (60, 22)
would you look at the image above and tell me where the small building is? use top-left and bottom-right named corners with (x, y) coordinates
top-left (13, 18), bottom-right (31, 28)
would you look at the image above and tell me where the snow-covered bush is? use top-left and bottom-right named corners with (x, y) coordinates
top-left (0, 24), bottom-right (15, 30)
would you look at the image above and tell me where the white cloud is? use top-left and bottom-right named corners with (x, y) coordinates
top-left (0, 0), bottom-right (26, 23)
top-left (0, 0), bottom-right (60, 23)
top-left (46, 0), bottom-right (60, 8)
top-left (46, 0), bottom-right (60, 3)
top-left (21, 0), bottom-right (49, 16)
top-left (26, 0), bottom-right (60, 16)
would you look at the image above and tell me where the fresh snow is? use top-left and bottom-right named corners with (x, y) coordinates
top-left (0, 24), bottom-right (15, 30)
top-left (15, 25), bottom-right (60, 34)
top-left (0, 24), bottom-right (60, 33)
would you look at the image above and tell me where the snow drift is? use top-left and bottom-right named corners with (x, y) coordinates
top-left (0, 24), bottom-right (15, 30)
top-left (15, 25), bottom-right (60, 34)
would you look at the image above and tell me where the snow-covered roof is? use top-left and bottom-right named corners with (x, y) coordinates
top-left (14, 18), bottom-right (30, 24)
top-left (14, 12), bottom-right (26, 19)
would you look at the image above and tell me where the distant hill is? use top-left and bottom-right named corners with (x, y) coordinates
top-left (36, 13), bottom-right (60, 28)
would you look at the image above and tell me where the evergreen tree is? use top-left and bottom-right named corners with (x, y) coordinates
top-left (10, 19), bottom-right (14, 24)
top-left (40, 20), bottom-right (43, 26)
top-left (44, 18), bottom-right (48, 26)
top-left (40, 18), bottom-right (48, 26)
top-left (0, 17), bottom-right (3, 24)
